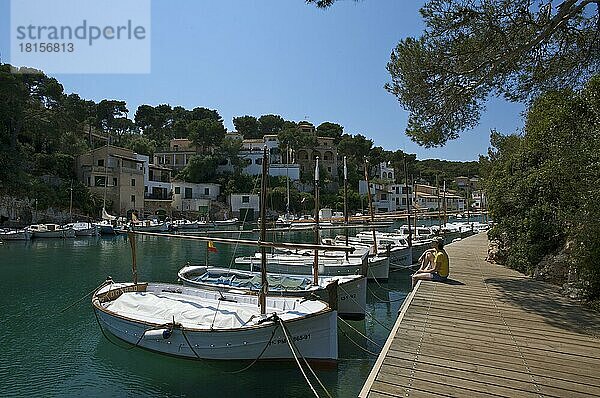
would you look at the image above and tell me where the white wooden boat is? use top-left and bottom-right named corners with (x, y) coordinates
top-left (235, 251), bottom-right (389, 280)
top-left (66, 222), bottom-right (99, 236)
top-left (92, 281), bottom-right (337, 361)
top-left (95, 220), bottom-right (116, 235)
top-left (130, 220), bottom-right (170, 232)
top-left (178, 265), bottom-right (367, 320)
top-left (172, 219), bottom-right (200, 230)
top-left (0, 229), bottom-right (32, 241)
top-left (93, 148), bottom-right (341, 363)
top-left (213, 218), bottom-right (238, 226)
top-left (26, 224), bottom-right (75, 238)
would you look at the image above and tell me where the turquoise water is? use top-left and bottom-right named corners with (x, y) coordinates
top-left (0, 227), bottom-right (412, 398)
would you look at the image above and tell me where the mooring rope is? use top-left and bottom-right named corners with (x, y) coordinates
top-left (367, 285), bottom-right (406, 304)
top-left (180, 315), bottom-right (282, 374)
top-left (93, 309), bottom-right (132, 350)
top-left (60, 280), bottom-right (111, 313)
top-left (278, 318), bottom-right (322, 398)
top-left (337, 316), bottom-right (382, 349)
top-left (369, 272), bottom-right (395, 292)
top-left (337, 325), bottom-right (380, 357)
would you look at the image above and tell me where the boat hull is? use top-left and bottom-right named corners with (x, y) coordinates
top-left (93, 283), bottom-right (338, 361)
top-left (179, 266), bottom-right (367, 320)
top-left (240, 256), bottom-right (389, 281)
top-left (30, 229), bottom-right (75, 239)
top-left (0, 230), bottom-right (31, 240)
top-left (130, 223), bottom-right (169, 232)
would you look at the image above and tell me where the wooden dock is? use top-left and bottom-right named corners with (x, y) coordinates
top-left (360, 232), bottom-right (600, 397)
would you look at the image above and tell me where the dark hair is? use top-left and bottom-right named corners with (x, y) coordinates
top-left (435, 237), bottom-right (445, 249)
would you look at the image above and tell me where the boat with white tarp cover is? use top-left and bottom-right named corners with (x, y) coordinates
top-left (91, 148), bottom-right (347, 363)
top-left (92, 281), bottom-right (337, 361)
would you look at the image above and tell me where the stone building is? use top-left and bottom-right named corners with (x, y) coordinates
top-left (76, 145), bottom-right (146, 216)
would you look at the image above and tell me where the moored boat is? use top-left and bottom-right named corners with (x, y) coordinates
top-left (26, 224), bottom-right (75, 238)
top-left (130, 219), bottom-right (169, 232)
top-left (213, 218), bottom-right (238, 226)
top-left (92, 281), bottom-right (337, 361)
top-left (235, 251), bottom-right (389, 280)
top-left (92, 147), bottom-right (343, 363)
top-left (0, 228), bottom-right (32, 241)
top-left (178, 265), bottom-right (367, 320)
top-left (66, 222), bottom-right (99, 236)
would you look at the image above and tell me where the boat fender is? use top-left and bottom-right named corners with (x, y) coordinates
top-left (143, 328), bottom-right (173, 340)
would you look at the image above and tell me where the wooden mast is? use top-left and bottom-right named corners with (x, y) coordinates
top-left (313, 156), bottom-right (320, 285)
top-left (364, 159), bottom-right (377, 254)
top-left (443, 180), bottom-right (447, 226)
top-left (403, 155), bottom-right (412, 249)
top-left (437, 174), bottom-right (442, 230)
top-left (466, 178), bottom-right (470, 225)
top-left (128, 231), bottom-right (138, 284)
top-left (343, 156), bottom-right (349, 260)
top-left (258, 146), bottom-right (269, 315)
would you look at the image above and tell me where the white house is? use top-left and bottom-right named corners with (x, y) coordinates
top-left (171, 182), bottom-right (220, 215)
top-left (229, 193), bottom-right (260, 221)
top-left (239, 135), bottom-right (300, 180)
top-left (359, 180), bottom-right (412, 213)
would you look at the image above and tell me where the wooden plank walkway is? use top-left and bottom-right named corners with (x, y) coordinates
top-left (360, 232), bottom-right (600, 397)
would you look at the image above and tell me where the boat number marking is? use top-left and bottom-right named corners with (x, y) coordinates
top-left (340, 294), bottom-right (356, 301)
top-left (268, 333), bottom-right (311, 346)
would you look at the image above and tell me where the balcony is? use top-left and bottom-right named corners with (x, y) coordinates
top-left (144, 193), bottom-right (173, 201)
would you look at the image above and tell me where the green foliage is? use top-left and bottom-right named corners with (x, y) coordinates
top-left (258, 114), bottom-right (285, 134)
top-left (178, 155), bottom-right (219, 183)
top-left (135, 104), bottom-right (222, 146)
top-left (187, 119), bottom-right (226, 149)
top-left (124, 135), bottom-right (157, 157)
top-left (485, 76), bottom-right (600, 300)
top-left (217, 172), bottom-right (258, 198)
top-left (233, 115), bottom-right (261, 139)
top-left (383, 0), bottom-right (600, 147)
top-left (316, 122), bottom-right (344, 143)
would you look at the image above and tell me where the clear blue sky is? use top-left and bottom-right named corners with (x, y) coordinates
top-left (0, 0), bottom-right (525, 161)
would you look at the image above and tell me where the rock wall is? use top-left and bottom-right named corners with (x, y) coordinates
top-left (0, 195), bottom-right (74, 227)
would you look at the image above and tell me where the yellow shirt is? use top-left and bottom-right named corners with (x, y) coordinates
top-left (435, 250), bottom-right (449, 278)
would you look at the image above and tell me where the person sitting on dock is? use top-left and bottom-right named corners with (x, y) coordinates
top-left (411, 237), bottom-right (449, 288)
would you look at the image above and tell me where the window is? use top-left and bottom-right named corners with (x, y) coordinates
top-left (97, 159), bottom-right (104, 167)
top-left (242, 196), bottom-right (250, 203)
top-left (204, 188), bottom-right (210, 195)
top-left (94, 176), bottom-right (106, 187)
top-left (381, 193), bottom-right (387, 200)
top-left (175, 187), bottom-right (180, 194)
top-left (113, 178), bottom-right (117, 187)
top-left (255, 158), bottom-right (262, 165)
top-left (327, 167), bottom-right (332, 173)
top-left (131, 195), bottom-right (136, 203)
top-left (87, 177), bottom-right (91, 186)
top-left (184, 187), bottom-right (192, 199)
